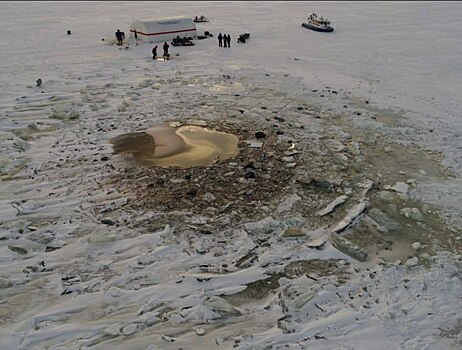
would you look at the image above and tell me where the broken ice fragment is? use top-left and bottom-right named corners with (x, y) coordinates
top-left (316, 195), bottom-right (348, 217)
top-left (244, 140), bottom-right (263, 148)
top-left (331, 201), bottom-right (369, 233)
top-left (379, 191), bottom-right (395, 202)
top-left (122, 324), bottom-right (137, 336)
top-left (409, 208), bottom-right (424, 221)
top-left (405, 257), bottom-right (418, 267)
top-left (293, 291), bottom-right (316, 310)
top-left (330, 234), bottom-right (368, 262)
top-left (104, 324), bottom-right (121, 336)
top-left (195, 327), bottom-right (206, 336)
top-left (161, 335), bottom-right (175, 342)
top-left (8, 245), bottom-right (28, 255)
top-left (0, 277), bottom-right (12, 289)
top-left (390, 182), bottom-right (409, 194)
top-left (203, 296), bottom-right (241, 317)
top-left (368, 208), bottom-right (400, 232)
top-left (282, 227), bottom-right (305, 238)
top-left (400, 207), bottom-right (424, 222)
top-left (359, 180), bottom-right (374, 197)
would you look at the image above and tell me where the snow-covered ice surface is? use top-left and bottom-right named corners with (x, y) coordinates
top-left (1, 1), bottom-right (462, 349)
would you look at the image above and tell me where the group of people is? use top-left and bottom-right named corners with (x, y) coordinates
top-left (116, 27), bottom-right (233, 59)
top-left (217, 33), bottom-right (231, 48)
top-left (152, 41), bottom-right (170, 59)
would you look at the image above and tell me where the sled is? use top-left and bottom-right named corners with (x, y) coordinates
top-left (153, 55), bottom-right (170, 61)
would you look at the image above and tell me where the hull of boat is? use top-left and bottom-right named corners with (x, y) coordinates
top-left (301, 22), bottom-right (334, 32)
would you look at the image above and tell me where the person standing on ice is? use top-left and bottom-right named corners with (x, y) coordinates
top-left (163, 41), bottom-right (170, 57)
top-left (218, 33), bottom-right (223, 47)
top-left (223, 33), bottom-right (228, 48)
top-left (227, 34), bottom-right (231, 48)
top-left (115, 29), bottom-right (123, 45)
top-left (152, 45), bottom-right (158, 60)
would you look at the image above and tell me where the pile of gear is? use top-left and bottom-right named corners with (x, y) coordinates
top-left (237, 33), bottom-right (251, 43)
top-left (171, 36), bottom-right (195, 47)
top-left (198, 31), bottom-right (214, 40)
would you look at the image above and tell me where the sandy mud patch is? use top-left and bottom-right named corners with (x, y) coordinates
top-left (111, 124), bottom-right (239, 168)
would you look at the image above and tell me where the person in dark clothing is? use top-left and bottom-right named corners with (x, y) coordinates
top-left (218, 33), bottom-right (223, 47)
top-left (163, 41), bottom-right (170, 56)
top-left (152, 45), bottom-right (158, 60)
top-left (223, 33), bottom-right (228, 48)
top-left (227, 34), bottom-right (231, 48)
top-left (115, 29), bottom-right (123, 45)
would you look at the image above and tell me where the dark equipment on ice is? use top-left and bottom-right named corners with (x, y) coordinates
top-left (171, 36), bottom-right (195, 46)
top-left (237, 33), bottom-right (250, 43)
top-left (198, 31), bottom-right (213, 40)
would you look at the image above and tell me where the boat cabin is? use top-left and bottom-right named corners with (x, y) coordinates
top-left (308, 13), bottom-right (331, 27)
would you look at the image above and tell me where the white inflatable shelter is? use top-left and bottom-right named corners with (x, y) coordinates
top-left (129, 16), bottom-right (197, 43)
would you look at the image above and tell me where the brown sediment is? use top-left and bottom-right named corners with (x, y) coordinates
top-left (145, 125), bottom-right (239, 167)
top-left (110, 124), bottom-right (239, 168)
top-left (105, 121), bottom-right (296, 216)
top-left (146, 125), bottom-right (187, 158)
top-left (111, 131), bottom-right (156, 157)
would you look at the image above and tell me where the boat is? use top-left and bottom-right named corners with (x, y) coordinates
top-left (302, 13), bottom-right (334, 32)
top-left (194, 15), bottom-right (209, 23)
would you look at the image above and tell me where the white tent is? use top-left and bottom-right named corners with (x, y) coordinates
top-left (129, 16), bottom-right (197, 43)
